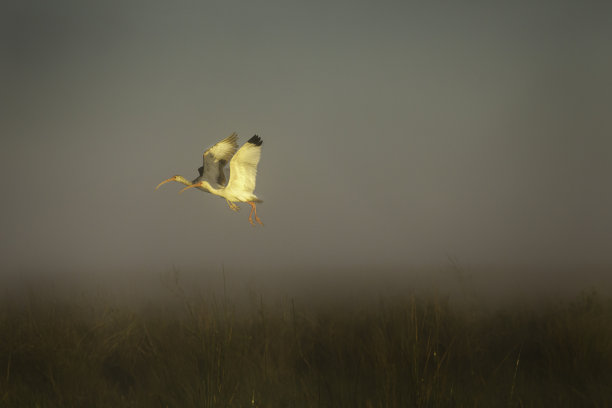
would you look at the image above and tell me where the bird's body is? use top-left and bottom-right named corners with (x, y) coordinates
top-left (156, 133), bottom-right (264, 226)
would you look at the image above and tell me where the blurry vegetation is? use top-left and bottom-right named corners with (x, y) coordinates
top-left (0, 275), bottom-right (611, 407)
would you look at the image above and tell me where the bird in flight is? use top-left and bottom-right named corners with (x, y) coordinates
top-left (156, 133), bottom-right (264, 226)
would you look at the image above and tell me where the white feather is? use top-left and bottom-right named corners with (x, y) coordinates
top-left (225, 140), bottom-right (262, 200)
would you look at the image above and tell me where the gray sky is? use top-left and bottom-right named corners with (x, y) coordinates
top-left (1, 0), bottom-right (611, 295)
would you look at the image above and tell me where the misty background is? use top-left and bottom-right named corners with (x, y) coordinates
top-left (1, 0), bottom-right (611, 300)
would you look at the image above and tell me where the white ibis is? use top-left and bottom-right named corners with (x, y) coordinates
top-left (155, 133), bottom-right (239, 193)
top-left (180, 134), bottom-right (264, 226)
top-left (158, 134), bottom-right (264, 226)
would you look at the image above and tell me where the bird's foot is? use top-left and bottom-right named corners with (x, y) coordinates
top-left (248, 214), bottom-right (263, 226)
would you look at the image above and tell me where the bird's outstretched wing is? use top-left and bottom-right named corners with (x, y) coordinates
top-left (201, 133), bottom-right (239, 186)
top-left (226, 135), bottom-right (263, 195)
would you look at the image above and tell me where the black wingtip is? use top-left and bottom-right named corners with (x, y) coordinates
top-left (247, 135), bottom-right (263, 146)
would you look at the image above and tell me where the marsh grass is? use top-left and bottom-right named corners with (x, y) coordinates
top-left (0, 277), bottom-right (611, 407)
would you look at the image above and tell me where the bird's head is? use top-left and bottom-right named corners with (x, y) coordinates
top-left (155, 175), bottom-right (188, 190)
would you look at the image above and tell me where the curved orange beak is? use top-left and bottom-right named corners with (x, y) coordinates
top-left (155, 177), bottom-right (176, 190)
top-left (179, 182), bottom-right (202, 194)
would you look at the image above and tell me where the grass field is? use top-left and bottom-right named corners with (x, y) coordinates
top-left (0, 271), bottom-right (611, 407)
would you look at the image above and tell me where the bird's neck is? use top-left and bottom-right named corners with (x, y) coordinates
top-left (176, 176), bottom-right (192, 186)
top-left (199, 181), bottom-right (222, 196)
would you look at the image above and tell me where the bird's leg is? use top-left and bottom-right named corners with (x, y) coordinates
top-left (226, 200), bottom-right (240, 212)
top-left (247, 202), bottom-right (263, 226)
top-left (247, 202), bottom-right (255, 226)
